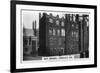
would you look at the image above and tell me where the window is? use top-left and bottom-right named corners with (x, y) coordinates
top-left (72, 31), bottom-right (74, 37)
top-left (29, 36), bottom-right (31, 45)
top-left (75, 32), bottom-right (78, 38)
top-left (70, 14), bottom-right (73, 21)
top-left (61, 22), bottom-right (64, 26)
top-left (86, 17), bottom-right (89, 27)
top-left (23, 38), bottom-right (28, 45)
top-left (53, 29), bottom-right (56, 36)
top-left (72, 31), bottom-right (78, 38)
top-left (79, 17), bottom-right (83, 21)
top-left (49, 29), bottom-right (52, 35)
top-left (87, 21), bottom-right (89, 27)
top-left (73, 15), bottom-right (76, 22)
top-left (61, 29), bottom-right (65, 36)
top-left (58, 38), bottom-right (62, 45)
top-left (76, 24), bottom-right (78, 29)
top-left (24, 48), bottom-right (28, 52)
top-left (57, 29), bottom-right (60, 36)
top-left (72, 24), bottom-right (74, 27)
top-left (49, 18), bottom-right (53, 23)
top-left (56, 20), bottom-right (59, 25)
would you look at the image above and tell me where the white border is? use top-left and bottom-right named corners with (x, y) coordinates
top-left (16, 4), bottom-right (94, 69)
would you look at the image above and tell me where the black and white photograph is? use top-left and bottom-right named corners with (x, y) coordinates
top-left (11, 1), bottom-right (97, 72)
top-left (22, 11), bottom-right (89, 61)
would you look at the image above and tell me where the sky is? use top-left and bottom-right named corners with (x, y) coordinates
top-left (22, 11), bottom-right (39, 29)
top-left (22, 10), bottom-right (65, 29)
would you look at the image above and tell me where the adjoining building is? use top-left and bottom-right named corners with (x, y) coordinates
top-left (23, 21), bottom-right (39, 59)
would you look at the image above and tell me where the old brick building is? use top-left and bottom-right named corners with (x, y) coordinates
top-left (39, 13), bottom-right (65, 56)
top-left (39, 13), bottom-right (89, 58)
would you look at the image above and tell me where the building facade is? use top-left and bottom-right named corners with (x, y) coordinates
top-left (39, 13), bottom-right (65, 56)
top-left (39, 13), bottom-right (89, 58)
